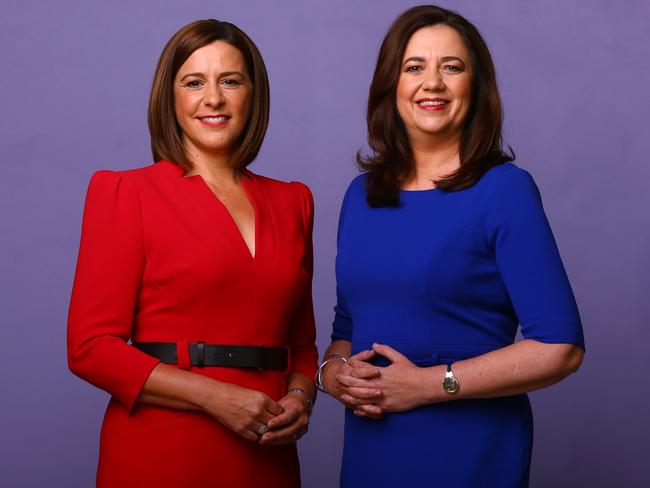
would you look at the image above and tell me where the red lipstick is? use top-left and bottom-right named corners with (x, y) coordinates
top-left (415, 98), bottom-right (449, 111)
top-left (197, 114), bottom-right (231, 127)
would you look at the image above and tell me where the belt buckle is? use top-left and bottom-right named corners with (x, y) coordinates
top-left (196, 341), bottom-right (206, 367)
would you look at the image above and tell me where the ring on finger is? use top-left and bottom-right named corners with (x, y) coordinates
top-left (257, 425), bottom-right (268, 435)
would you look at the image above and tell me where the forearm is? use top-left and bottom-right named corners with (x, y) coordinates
top-left (323, 340), bottom-right (352, 358)
top-left (421, 340), bottom-right (584, 404)
top-left (137, 363), bottom-right (220, 412)
top-left (287, 372), bottom-right (315, 398)
top-left (320, 340), bottom-right (352, 394)
top-left (138, 360), bottom-right (286, 443)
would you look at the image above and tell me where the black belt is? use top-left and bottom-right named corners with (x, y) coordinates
top-left (133, 342), bottom-right (288, 371)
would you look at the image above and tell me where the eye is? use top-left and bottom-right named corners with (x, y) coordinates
top-left (442, 64), bottom-right (463, 74)
top-left (405, 65), bottom-right (423, 73)
top-left (184, 79), bottom-right (204, 89)
top-left (221, 78), bottom-right (242, 88)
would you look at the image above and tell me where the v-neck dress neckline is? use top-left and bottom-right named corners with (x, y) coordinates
top-left (165, 160), bottom-right (259, 262)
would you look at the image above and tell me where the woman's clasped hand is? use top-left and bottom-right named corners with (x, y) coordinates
top-left (325, 344), bottom-right (445, 418)
top-left (197, 381), bottom-right (310, 444)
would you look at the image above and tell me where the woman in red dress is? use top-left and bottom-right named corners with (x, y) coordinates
top-left (67, 20), bottom-right (317, 487)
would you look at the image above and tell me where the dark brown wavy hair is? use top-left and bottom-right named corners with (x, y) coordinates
top-left (358, 5), bottom-right (514, 207)
top-left (148, 19), bottom-right (269, 170)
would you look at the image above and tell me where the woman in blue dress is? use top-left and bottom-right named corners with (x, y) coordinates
top-left (316, 5), bottom-right (585, 487)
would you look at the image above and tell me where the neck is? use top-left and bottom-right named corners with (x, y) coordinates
top-left (183, 141), bottom-right (240, 187)
top-left (404, 134), bottom-right (461, 190)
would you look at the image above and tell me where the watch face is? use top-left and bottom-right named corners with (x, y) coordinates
top-left (443, 376), bottom-right (459, 394)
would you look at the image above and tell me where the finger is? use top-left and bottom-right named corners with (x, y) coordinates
top-left (354, 407), bottom-right (382, 420)
top-left (340, 393), bottom-right (368, 410)
top-left (267, 407), bottom-right (300, 430)
top-left (251, 422), bottom-right (271, 438)
top-left (259, 420), bottom-right (305, 445)
top-left (348, 357), bottom-right (376, 367)
top-left (341, 393), bottom-right (377, 407)
top-left (264, 399), bottom-right (285, 417)
top-left (357, 403), bottom-right (383, 417)
top-left (350, 349), bottom-right (376, 362)
top-left (264, 428), bottom-right (305, 445)
top-left (344, 387), bottom-right (382, 400)
top-left (245, 403), bottom-right (279, 430)
top-left (337, 373), bottom-right (379, 389)
top-left (241, 429), bottom-right (261, 443)
top-left (259, 435), bottom-right (294, 446)
top-left (255, 408), bottom-right (280, 426)
top-left (372, 343), bottom-right (407, 363)
top-left (348, 361), bottom-right (380, 379)
top-left (268, 397), bottom-right (307, 428)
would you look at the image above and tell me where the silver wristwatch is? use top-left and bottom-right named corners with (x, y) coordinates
top-left (443, 363), bottom-right (460, 394)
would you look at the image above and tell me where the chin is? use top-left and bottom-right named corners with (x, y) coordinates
top-left (199, 137), bottom-right (236, 152)
top-left (414, 124), bottom-right (449, 136)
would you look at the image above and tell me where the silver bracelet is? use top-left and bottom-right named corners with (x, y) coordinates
top-left (287, 387), bottom-right (314, 413)
top-left (315, 354), bottom-right (348, 394)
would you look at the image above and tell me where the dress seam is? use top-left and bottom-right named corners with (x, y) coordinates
top-left (118, 172), bottom-right (147, 295)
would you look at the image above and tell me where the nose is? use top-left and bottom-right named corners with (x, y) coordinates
top-left (422, 67), bottom-right (445, 91)
top-left (202, 82), bottom-right (225, 108)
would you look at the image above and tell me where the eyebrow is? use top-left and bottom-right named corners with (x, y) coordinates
top-left (178, 71), bottom-right (246, 82)
top-left (402, 55), bottom-right (465, 66)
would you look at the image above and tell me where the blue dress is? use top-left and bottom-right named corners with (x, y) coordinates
top-left (332, 163), bottom-right (585, 488)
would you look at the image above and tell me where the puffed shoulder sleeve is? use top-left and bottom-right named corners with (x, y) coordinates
top-left (331, 180), bottom-right (355, 343)
top-left (487, 168), bottom-right (585, 349)
top-left (67, 171), bottom-right (160, 411)
top-left (286, 182), bottom-right (318, 378)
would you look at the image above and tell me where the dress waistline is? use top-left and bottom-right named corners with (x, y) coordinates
top-left (351, 340), bottom-right (510, 367)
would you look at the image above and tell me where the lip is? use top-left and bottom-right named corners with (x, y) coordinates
top-left (415, 97), bottom-right (450, 111)
top-left (197, 114), bottom-right (231, 127)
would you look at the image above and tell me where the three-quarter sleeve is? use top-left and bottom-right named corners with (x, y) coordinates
top-left (67, 171), bottom-right (160, 411)
top-left (331, 180), bottom-right (355, 343)
top-left (332, 288), bottom-right (353, 342)
top-left (488, 168), bottom-right (585, 349)
top-left (286, 182), bottom-right (318, 378)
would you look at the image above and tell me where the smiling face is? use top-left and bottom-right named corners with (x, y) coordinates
top-left (173, 41), bottom-right (252, 164)
top-left (396, 24), bottom-right (472, 146)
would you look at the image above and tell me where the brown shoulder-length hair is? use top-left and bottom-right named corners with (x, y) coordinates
top-left (358, 5), bottom-right (514, 207)
top-left (148, 19), bottom-right (269, 170)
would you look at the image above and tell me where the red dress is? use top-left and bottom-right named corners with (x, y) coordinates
top-left (67, 160), bottom-right (318, 487)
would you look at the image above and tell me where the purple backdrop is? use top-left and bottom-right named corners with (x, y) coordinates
top-left (1, 1), bottom-right (649, 486)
